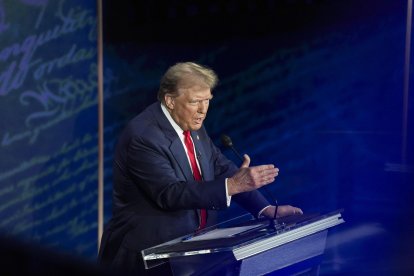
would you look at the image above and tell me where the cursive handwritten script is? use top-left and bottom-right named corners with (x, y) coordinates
top-left (0, 0), bottom-right (96, 97)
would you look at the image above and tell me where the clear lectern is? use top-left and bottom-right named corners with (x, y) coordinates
top-left (142, 209), bottom-right (344, 275)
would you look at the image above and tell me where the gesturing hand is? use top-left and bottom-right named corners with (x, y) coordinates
top-left (227, 154), bottom-right (279, 196)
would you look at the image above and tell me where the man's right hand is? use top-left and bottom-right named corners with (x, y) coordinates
top-left (227, 154), bottom-right (279, 196)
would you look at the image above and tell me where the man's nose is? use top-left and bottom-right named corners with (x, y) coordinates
top-left (198, 101), bottom-right (208, 113)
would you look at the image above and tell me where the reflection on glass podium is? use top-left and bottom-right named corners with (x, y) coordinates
top-left (142, 209), bottom-right (345, 275)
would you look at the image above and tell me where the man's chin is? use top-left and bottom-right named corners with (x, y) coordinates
top-left (190, 124), bottom-right (202, 131)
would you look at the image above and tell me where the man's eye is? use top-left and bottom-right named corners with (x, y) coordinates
top-left (189, 99), bottom-right (210, 105)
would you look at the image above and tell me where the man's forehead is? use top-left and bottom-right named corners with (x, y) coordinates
top-left (177, 75), bottom-right (209, 88)
top-left (178, 85), bottom-right (211, 96)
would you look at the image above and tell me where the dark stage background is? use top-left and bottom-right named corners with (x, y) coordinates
top-left (0, 0), bottom-right (413, 274)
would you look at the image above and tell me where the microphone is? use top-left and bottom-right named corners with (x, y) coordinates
top-left (220, 134), bottom-right (279, 228)
top-left (220, 134), bottom-right (243, 161)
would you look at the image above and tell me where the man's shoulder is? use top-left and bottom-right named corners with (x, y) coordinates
top-left (130, 102), bottom-right (160, 121)
top-left (116, 103), bottom-right (159, 138)
top-left (127, 102), bottom-right (160, 126)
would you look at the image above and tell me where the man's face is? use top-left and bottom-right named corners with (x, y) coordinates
top-left (165, 85), bottom-right (213, 131)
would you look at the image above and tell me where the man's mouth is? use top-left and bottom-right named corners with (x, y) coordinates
top-left (195, 118), bottom-right (204, 124)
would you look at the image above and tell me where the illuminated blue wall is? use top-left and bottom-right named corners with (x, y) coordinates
top-left (0, 0), bottom-right (99, 258)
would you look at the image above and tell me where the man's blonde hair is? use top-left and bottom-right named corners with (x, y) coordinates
top-left (157, 62), bottom-right (218, 103)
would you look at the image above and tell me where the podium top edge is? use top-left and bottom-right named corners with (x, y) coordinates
top-left (141, 209), bottom-right (345, 260)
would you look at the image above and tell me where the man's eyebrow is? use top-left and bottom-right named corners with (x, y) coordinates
top-left (190, 95), bottom-right (213, 101)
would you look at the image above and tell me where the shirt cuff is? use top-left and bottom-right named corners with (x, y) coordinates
top-left (257, 205), bottom-right (272, 218)
top-left (224, 178), bottom-right (232, 207)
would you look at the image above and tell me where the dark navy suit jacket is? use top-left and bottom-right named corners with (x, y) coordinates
top-left (98, 102), bottom-right (269, 273)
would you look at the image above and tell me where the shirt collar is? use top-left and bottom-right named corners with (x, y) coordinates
top-left (160, 103), bottom-right (185, 139)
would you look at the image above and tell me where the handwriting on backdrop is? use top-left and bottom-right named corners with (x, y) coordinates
top-left (3, 64), bottom-right (93, 146)
top-left (0, 0), bottom-right (101, 256)
top-left (0, 0), bottom-right (101, 148)
top-left (1, 64), bottom-right (118, 147)
top-left (0, 0), bottom-right (96, 96)
top-left (0, 132), bottom-right (96, 213)
top-left (0, 131), bottom-right (100, 253)
top-left (0, 120), bottom-right (124, 255)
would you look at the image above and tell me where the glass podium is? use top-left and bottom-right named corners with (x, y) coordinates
top-left (142, 209), bottom-right (344, 275)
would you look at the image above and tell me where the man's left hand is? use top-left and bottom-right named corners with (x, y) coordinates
top-left (262, 205), bottom-right (303, 218)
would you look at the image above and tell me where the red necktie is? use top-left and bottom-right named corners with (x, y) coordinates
top-left (183, 130), bottom-right (207, 229)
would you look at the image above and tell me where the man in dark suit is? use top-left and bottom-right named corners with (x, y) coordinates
top-left (98, 62), bottom-right (302, 274)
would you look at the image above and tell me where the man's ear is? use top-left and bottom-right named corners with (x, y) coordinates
top-left (164, 94), bottom-right (175, 109)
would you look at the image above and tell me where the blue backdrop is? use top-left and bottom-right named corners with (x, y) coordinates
top-left (0, 0), bottom-right (99, 258)
top-left (0, 0), bottom-right (412, 274)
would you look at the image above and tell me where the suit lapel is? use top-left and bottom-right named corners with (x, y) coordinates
top-left (170, 138), bottom-right (194, 181)
top-left (191, 131), bottom-right (213, 181)
top-left (151, 103), bottom-right (194, 181)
